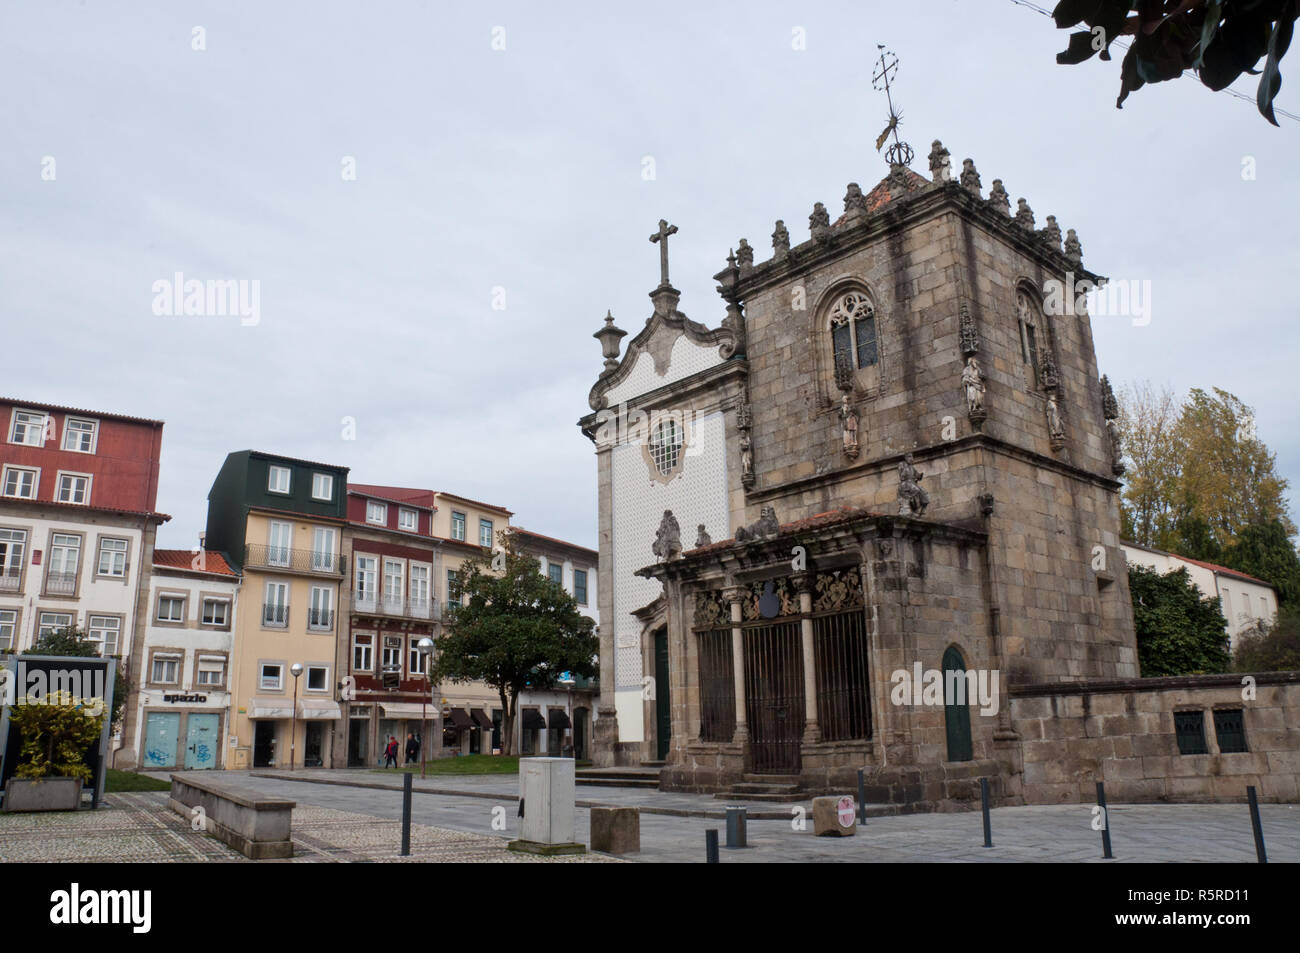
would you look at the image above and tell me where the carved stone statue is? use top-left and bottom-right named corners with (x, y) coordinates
top-left (735, 505), bottom-right (780, 542)
top-left (839, 394), bottom-right (860, 459)
top-left (961, 356), bottom-right (985, 416)
top-left (843, 182), bottom-right (868, 218)
top-left (652, 510), bottom-right (681, 562)
top-left (1014, 198), bottom-right (1035, 230)
top-left (987, 179), bottom-right (1011, 216)
top-left (809, 202), bottom-right (830, 242)
top-left (739, 433), bottom-right (753, 481)
top-left (1106, 417), bottom-right (1125, 475)
top-left (959, 302), bottom-right (979, 356)
top-left (897, 453), bottom-right (930, 516)
top-left (695, 524), bottom-right (712, 548)
top-left (1040, 215), bottom-right (1062, 252)
top-left (1064, 228), bottom-right (1083, 268)
top-left (736, 238), bottom-right (754, 273)
top-left (772, 220), bottom-right (790, 261)
top-left (928, 140), bottom-right (952, 183)
top-left (960, 158), bottom-right (981, 195)
top-left (1045, 394), bottom-right (1065, 444)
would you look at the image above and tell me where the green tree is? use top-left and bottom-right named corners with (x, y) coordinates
top-left (23, 626), bottom-right (129, 729)
top-left (1050, 1), bottom-right (1298, 125)
top-left (1117, 380), bottom-right (1181, 547)
top-left (1129, 565), bottom-right (1232, 676)
top-left (431, 532), bottom-right (597, 756)
top-left (10, 690), bottom-right (103, 782)
top-left (1233, 606), bottom-right (1300, 671)
top-left (1220, 519), bottom-right (1300, 605)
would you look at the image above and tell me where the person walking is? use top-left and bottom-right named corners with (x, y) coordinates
top-left (383, 735), bottom-right (399, 768)
top-left (404, 732), bottom-right (419, 766)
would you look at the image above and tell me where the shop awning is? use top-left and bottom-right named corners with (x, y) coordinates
top-left (445, 708), bottom-right (473, 729)
top-left (380, 702), bottom-right (432, 718)
top-left (522, 709), bottom-right (546, 730)
top-left (248, 697), bottom-right (295, 719)
top-left (299, 698), bottom-right (342, 720)
top-left (547, 709), bottom-right (571, 730)
top-left (470, 708), bottom-right (493, 730)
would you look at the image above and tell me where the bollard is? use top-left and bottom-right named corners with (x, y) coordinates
top-left (1096, 781), bottom-right (1113, 859)
top-left (725, 806), bottom-right (748, 848)
top-left (857, 769), bottom-right (868, 825)
top-left (706, 829), bottom-right (719, 863)
top-left (1246, 786), bottom-right (1268, 864)
top-left (980, 777), bottom-right (992, 848)
top-left (400, 772), bottom-right (413, 857)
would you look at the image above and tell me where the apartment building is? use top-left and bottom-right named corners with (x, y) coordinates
top-left (204, 451), bottom-right (349, 769)
top-left (339, 484), bottom-right (443, 767)
top-left (0, 398), bottom-right (166, 768)
top-left (511, 526), bottom-right (598, 759)
top-left (130, 548), bottom-right (239, 770)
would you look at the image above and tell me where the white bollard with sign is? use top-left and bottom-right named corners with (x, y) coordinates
top-left (507, 757), bottom-right (586, 855)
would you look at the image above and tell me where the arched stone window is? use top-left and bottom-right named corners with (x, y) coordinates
top-left (828, 290), bottom-right (879, 378)
top-left (1015, 288), bottom-right (1042, 386)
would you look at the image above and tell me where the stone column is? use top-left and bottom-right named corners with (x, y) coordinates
top-left (796, 573), bottom-right (822, 743)
top-left (592, 443), bottom-right (620, 766)
top-left (723, 586), bottom-right (748, 743)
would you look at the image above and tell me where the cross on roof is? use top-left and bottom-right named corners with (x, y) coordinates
top-left (649, 219), bottom-right (678, 288)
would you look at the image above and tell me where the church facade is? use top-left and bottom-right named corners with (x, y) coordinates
top-left (578, 148), bottom-right (1299, 809)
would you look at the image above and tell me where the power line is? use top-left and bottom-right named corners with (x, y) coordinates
top-left (1007, 0), bottom-right (1300, 122)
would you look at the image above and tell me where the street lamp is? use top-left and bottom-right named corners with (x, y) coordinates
top-left (417, 637), bottom-right (434, 778)
top-left (290, 662), bottom-right (303, 771)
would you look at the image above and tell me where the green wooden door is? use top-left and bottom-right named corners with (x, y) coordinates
top-left (654, 628), bottom-right (671, 761)
top-left (942, 646), bottom-right (973, 762)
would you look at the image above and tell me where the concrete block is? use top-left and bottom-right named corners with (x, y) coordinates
top-left (590, 806), bottom-right (640, 854)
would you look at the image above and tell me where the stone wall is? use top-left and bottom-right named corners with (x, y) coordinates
top-left (1008, 673), bottom-right (1300, 804)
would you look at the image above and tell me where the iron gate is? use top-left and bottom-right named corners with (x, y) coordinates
top-left (742, 618), bottom-right (804, 774)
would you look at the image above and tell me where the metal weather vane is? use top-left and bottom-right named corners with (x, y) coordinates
top-left (872, 46), bottom-right (913, 168)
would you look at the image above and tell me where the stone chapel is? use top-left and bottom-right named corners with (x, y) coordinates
top-left (577, 145), bottom-right (1298, 810)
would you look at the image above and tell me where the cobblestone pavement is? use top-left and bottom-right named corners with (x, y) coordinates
top-left (0, 792), bottom-right (621, 863)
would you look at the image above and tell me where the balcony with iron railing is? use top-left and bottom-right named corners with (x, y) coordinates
top-left (351, 591), bottom-right (436, 621)
top-left (244, 544), bottom-right (343, 576)
top-left (307, 608), bottom-right (336, 631)
top-left (44, 572), bottom-right (77, 596)
top-left (0, 569), bottom-right (21, 593)
top-left (262, 603), bottom-right (290, 628)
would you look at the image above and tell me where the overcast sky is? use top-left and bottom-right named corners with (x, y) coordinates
top-left (4, 1), bottom-right (1296, 552)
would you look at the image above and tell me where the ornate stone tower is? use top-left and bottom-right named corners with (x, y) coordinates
top-left (580, 143), bottom-right (1137, 805)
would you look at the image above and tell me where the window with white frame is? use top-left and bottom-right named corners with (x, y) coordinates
top-left (309, 586), bottom-right (333, 629)
top-left (37, 611), bottom-right (73, 639)
top-left (574, 568), bottom-right (588, 605)
top-left (264, 581), bottom-right (288, 626)
top-left (447, 569), bottom-right (461, 604)
top-left (366, 500), bottom-right (387, 525)
top-left (451, 511), bottom-right (466, 541)
top-left (157, 594), bottom-right (185, 623)
top-left (381, 635), bottom-right (402, 672)
top-left (9, 410), bottom-right (48, 446)
top-left (97, 537), bottom-right (128, 577)
top-left (311, 526), bottom-right (336, 572)
top-left (150, 653), bottom-right (181, 684)
top-left (398, 508), bottom-right (417, 532)
top-left (311, 472), bottom-right (334, 501)
top-left (409, 638), bottom-right (428, 676)
top-left (0, 528), bottom-right (26, 582)
top-left (62, 417), bottom-right (98, 453)
top-left (480, 519), bottom-right (495, 548)
top-left (197, 656), bottom-right (226, 686)
top-left (87, 615), bottom-right (121, 657)
top-left (352, 633), bottom-right (373, 672)
top-left (268, 521), bottom-right (291, 567)
top-left (410, 564), bottom-right (430, 609)
top-left (55, 473), bottom-right (91, 505)
top-left (259, 662), bottom-right (283, 691)
top-left (383, 559), bottom-right (404, 606)
top-left (0, 609), bottom-right (16, 650)
top-left (47, 534), bottom-right (81, 590)
top-left (306, 665), bottom-right (328, 691)
top-left (268, 465), bottom-right (291, 494)
top-left (355, 554), bottom-right (377, 604)
top-left (201, 598), bottom-right (229, 626)
top-left (2, 466), bottom-right (37, 499)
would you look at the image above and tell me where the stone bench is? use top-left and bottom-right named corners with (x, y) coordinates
top-left (169, 773), bottom-right (295, 859)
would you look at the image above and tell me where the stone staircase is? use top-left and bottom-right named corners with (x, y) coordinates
top-left (715, 774), bottom-right (805, 802)
top-left (575, 761), bottom-right (663, 790)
